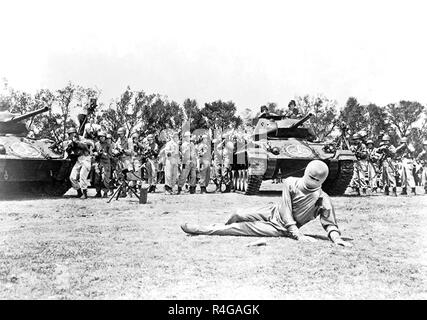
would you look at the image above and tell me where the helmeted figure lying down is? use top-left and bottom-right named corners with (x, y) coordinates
top-left (181, 160), bottom-right (352, 247)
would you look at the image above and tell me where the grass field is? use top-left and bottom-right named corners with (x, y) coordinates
top-left (0, 183), bottom-right (426, 299)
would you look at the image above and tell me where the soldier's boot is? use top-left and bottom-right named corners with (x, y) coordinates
top-left (200, 186), bottom-right (206, 194)
top-left (189, 186), bottom-right (196, 194)
top-left (164, 185), bottom-right (173, 195)
top-left (372, 187), bottom-right (377, 193)
top-left (222, 184), bottom-right (232, 193)
top-left (392, 187), bottom-right (397, 197)
top-left (80, 189), bottom-right (88, 199)
top-left (214, 183), bottom-right (221, 193)
top-left (76, 189), bottom-right (83, 198)
top-left (411, 187), bottom-right (416, 196)
top-left (102, 191), bottom-right (109, 198)
top-left (362, 188), bottom-right (367, 195)
top-left (95, 191), bottom-right (102, 198)
top-left (148, 185), bottom-right (155, 193)
top-left (384, 186), bottom-right (389, 196)
top-left (355, 188), bottom-right (361, 196)
top-left (401, 187), bottom-right (407, 195)
top-left (177, 186), bottom-right (182, 195)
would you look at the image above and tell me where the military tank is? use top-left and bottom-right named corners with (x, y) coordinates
top-left (230, 113), bottom-right (356, 195)
top-left (0, 107), bottom-right (74, 197)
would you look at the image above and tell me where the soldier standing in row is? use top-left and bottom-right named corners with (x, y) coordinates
top-left (350, 133), bottom-right (368, 195)
top-left (416, 140), bottom-right (427, 194)
top-left (164, 132), bottom-right (180, 194)
top-left (113, 127), bottom-right (133, 172)
top-left (197, 134), bottom-right (211, 194)
top-left (178, 131), bottom-right (198, 194)
top-left (366, 139), bottom-right (379, 192)
top-left (65, 127), bottom-right (92, 199)
top-left (395, 137), bottom-right (416, 195)
top-left (93, 131), bottom-right (112, 198)
top-left (145, 134), bottom-right (159, 193)
top-left (377, 135), bottom-right (397, 196)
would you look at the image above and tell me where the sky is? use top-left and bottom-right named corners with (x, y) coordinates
top-left (1, 0), bottom-right (427, 114)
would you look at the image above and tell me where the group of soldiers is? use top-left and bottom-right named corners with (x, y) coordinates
top-left (349, 131), bottom-right (427, 196)
top-left (63, 115), bottom-right (242, 199)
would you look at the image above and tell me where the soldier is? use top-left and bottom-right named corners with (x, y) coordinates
top-left (395, 137), bottom-right (416, 195)
top-left (376, 134), bottom-right (397, 196)
top-left (164, 132), bottom-right (180, 194)
top-left (82, 114), bottom-right (101, 140)
top-left (93, 131), bottom-right (112, 198)
top-left (145, 134), bottom-right (159, 193)
top-left (366, 139), bottom-right (379, 192)
top-left (178, 131), bottom-right (198, 194)
top-left (349, 133), bottom-right (368, 195)
top-left (214, 134), bottom-right (234, 193)
top-left (113, 127), bottom-right (133, 172)
top-left (65, 127), bottom-right (92, 199)
top-left (286, 100), bottom-right (302, 118)
top-left (416, 140), bottom-right (427, 194)
top-left (181, 160), bottom-right (353, 247)
top-left (197, 134), bottom-right (211, 194)
top-left (106, 133), bottom-right (117, 193)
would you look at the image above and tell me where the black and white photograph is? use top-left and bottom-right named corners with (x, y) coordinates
top-left (0, 0), bottom-right (426, 303)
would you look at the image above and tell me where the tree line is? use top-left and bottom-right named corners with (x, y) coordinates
top-left (1, 80), bottom-right (426, 153)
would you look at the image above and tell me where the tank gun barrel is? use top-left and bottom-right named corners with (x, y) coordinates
top-left (9, 106), bottom-right (50, 123)
top-left (290, 113), bottom-right (313, 128)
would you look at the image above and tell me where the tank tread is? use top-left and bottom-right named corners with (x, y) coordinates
top-left (244, 175), bottom-right (263, 195)
top-left (322, 160), bottom-right (354, 196)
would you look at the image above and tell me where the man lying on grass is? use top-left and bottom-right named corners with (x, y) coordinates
top-left (181, 160), bottom-right (352, 247)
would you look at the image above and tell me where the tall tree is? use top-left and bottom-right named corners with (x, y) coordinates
top-left (339, 97), bottom-right (367, 135)
top-left (182, 98), bottom-right (207, 131)
top-left (365, 103), bottom-right (390, 140)
top-left (385, 100), bottom-right (425, 137)
top-left (201, 100), bottom-right (242, 133)
top-left (295, 94), bottom-right (339, 141)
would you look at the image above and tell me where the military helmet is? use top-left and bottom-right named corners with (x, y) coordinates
top-left (67, 127), bottom-right (77, 134)
top-left (117, 127), bottom-right (126, 134)
top-left (98, 131), bottom-right (106, 137)
top-left (366, 139), bottom-right (374, 145)
top-left (400, 137), bottom-right (408, 143)
top-left (382, 134), bottom-right (391, 141)
top-left (352, 133), bottom-right (362, 140)
top-left (106, 133), bottom-right (112, 139)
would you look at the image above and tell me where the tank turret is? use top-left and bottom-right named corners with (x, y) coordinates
top-left (230, 112), bottom-right (356, 196)
top-left (0, 106), bottom-right (49, 136)
top-left (0, 105), bottom-right (74, 197)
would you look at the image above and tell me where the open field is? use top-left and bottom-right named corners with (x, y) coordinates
top-left (0, 183), bottom-right (426, 299)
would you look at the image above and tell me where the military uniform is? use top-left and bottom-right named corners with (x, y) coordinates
top-left (416, 143), bottom-right (427, 193)
top-left (164, 135), bottom-right (180, 193)
top-left (366, 140), bottom-right (379, 191)
top-left (114, 135), bottom-right (133, 172)
top-left (197, 136), bottom-right (211, 193)
top-left (66, 130), bottom-right (92, 199)
top-left (145, 136), bottom-right (159, 192)
top-left (395, 139), bottom-right (416, 195)
top-left (349, 134), bottom-right (368, 195)
top-left (178, 133), bottom-right (198, 194)
top-left (93, 133), bottom-right (112, 197)
top-left (376, 136), bottom-right (397, 196)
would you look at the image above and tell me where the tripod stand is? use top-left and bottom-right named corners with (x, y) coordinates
top-left (107, 169), bottom-right (144, 203)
